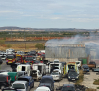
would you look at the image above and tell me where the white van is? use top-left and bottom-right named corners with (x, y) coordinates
top-left (17, 64), bottom-right (32, 76)
top-left (49, 62), bottom-right (63, 74)
top-left (35, 86), bottom-right (51, 91)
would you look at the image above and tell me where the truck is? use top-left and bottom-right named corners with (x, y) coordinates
top-left (49, 62), bottom-right (63, 75)
top-left (87, 61), bottom-right (96, 70)
top-left (66, 62), bottom-right (79, 76)
top-left (32, 70), bottom-right (42, 81)
top-left (6, 48), bottom-right (15, 55)
top-left (6, 54), bottom-right (16, 65)
top-left (78, 56), bottom-right (96, 70)
top-left (17, 64), bottom-right (32, 76)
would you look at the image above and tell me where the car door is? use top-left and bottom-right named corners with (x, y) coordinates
top-left (29, 77), bottom-right (32, 88)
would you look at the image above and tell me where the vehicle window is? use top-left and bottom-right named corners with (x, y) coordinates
top-left (30, 78), bottom-right (33, 81)
top-left (69, 72), bottom-right (77, 75)
top-left (3, 89), bottom-right (16, 91)
top-left (25, 83), bottom-right (28, 88)
top-left (51, 72), bottom-right (59, 75)
top-left (25, 57), bottom-right (33, 61)
top-left (62, 86), bottom-right (75, 91)
top-left (38, 72), bottom-right (40, 75)
top-left (22, 66), bottom-right (25, 71)
top-left (12, 84), bottom-right (25, 89)
top-left (8, 76), bottom-right (10, 80)
top-left (76, 62), bottom-right (80, 64)
top-left (7, 55), bottom-right (14, 59)
top-left (0, 76), bottom-right (6, 81)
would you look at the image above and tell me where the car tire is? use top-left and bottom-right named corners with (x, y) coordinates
top-left (32, 83), bottom-right (34, 88)
top-left (1, 85), bottom-right (5, 90)
top-left (6, 62), bottom-right (8, 65)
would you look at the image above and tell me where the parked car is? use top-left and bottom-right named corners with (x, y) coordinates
top-left (0, 74), bottom-right (11, 89)
top-left (39, 75), bottom-right (54, 91)
top-left (51, 69), bottom-right (62, 81)
top-left (28, 51), bottom-right (37, 56)
top-left (17, 71), bottom-right (28, 77)
top-left (92, 66), bottom-right (99, 72)
top-left (17, 76), bottom-right (34, 88)
top-left (12, 81), bottom-right (30, 91)
top-left (0, 57), bottom-right (3, 64)
top-left (2, 87), bottom-right (17, 91)
top-left (0, 70), bottom-right (11, 73)
top-left (0, 72), bottom-right (18, 82)
top-left (56, 84), bottom-right (76, 91)
top-left (82, 65), bottom-right (89, 72)
top-left (68, 70), bottom-right (79, 81)
top-left (35, 86), bottom-right (51, 91)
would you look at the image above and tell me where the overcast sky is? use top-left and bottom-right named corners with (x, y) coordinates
top-left (0, 0), bottom-right (99, 29)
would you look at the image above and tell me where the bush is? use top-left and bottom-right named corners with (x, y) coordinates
top-left (35, 43), bottom-right (44, 49)
top-left (93, 79), bottom-right (99, 85)
top-left (6, 44), bottom-right (12, 48)
top-left (75, 70), bottom-right (84, 84)
top-left (86, 88), bottom-right (96, 91)
top-left (97, 87), bottom-right (99, 89)
top-left (0, 40), bottom-right (5, 45)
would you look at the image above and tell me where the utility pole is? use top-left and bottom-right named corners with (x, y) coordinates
top-left (24, 28), bottom-right (26, 50)
top-left (11, 28), bottom-right (12, 41)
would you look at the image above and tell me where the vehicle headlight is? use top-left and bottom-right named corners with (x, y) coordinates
top-left (68, 76), bottom-right (70, 78)
top-left (76, 76), bottom-right (78, 78)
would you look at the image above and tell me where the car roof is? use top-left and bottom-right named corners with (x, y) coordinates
top-left (39, 83), bottom-right (51, 86)
top-left (42, 75), bottom-right (54, 82)
top-left (36, 86), bottom-right (50, 90)
top-left (42, 75), bottom-right (53, 79)
top-left (19, 76), bottom-right (32, 79)
top-left (13, 81), bottom-right (27, 84)
top-left (0, 74), bottom-right (9, 76)
top-left (63, 84), bottom-right (75, 87)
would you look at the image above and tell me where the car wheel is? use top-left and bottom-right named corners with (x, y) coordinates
top-left (32, 83), bottom-right (34, 88)
top-left (1, 85), bottom-right (5, 89)
top-left (6, 62), bottom-right (8, 65)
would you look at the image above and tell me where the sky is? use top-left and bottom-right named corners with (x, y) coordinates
top-left (0, 0), bottom-right (99, 29)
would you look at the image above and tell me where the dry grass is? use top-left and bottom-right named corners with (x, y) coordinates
top-left (86, 88), bottom-right (96, 91)
top-left (0, 43), bottom-right (45, 52)
top-left (75, 70), bottom-right (84, 84)
top-left (93, 79), bottom-right (99, 85)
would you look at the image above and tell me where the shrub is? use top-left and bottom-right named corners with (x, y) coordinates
top-left (35, 43), bottom-right (44, 49)
top-left (0, 40), bottom-right (5, 45)
top-left (86, 88), bottom-right (96, 91)
top-left (97, 87), bottom-right (99, 89)
top-left (93, 79), bottom-right (99, 85)
top-left (75, 70), bottom-right (84, 84)
top-left (6, 44), bottom-right (12, 48)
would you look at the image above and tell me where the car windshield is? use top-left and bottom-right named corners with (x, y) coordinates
top-left (51, 72), bottom-right (59, 75)
top-left (76, 62), bottom-right (80, 64)
top-left (25, 57), bottom-right (33, 61)
top-left (62, 86), bottom-right (75, 91)
top-left (7, 55), bottom-right (14, 59)
top-left (12, 84), bottom-right (25, 89)
top-left (68, 72), bottom-right (77, 76)
top-left (83, 65), bottom-right (88, 68)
